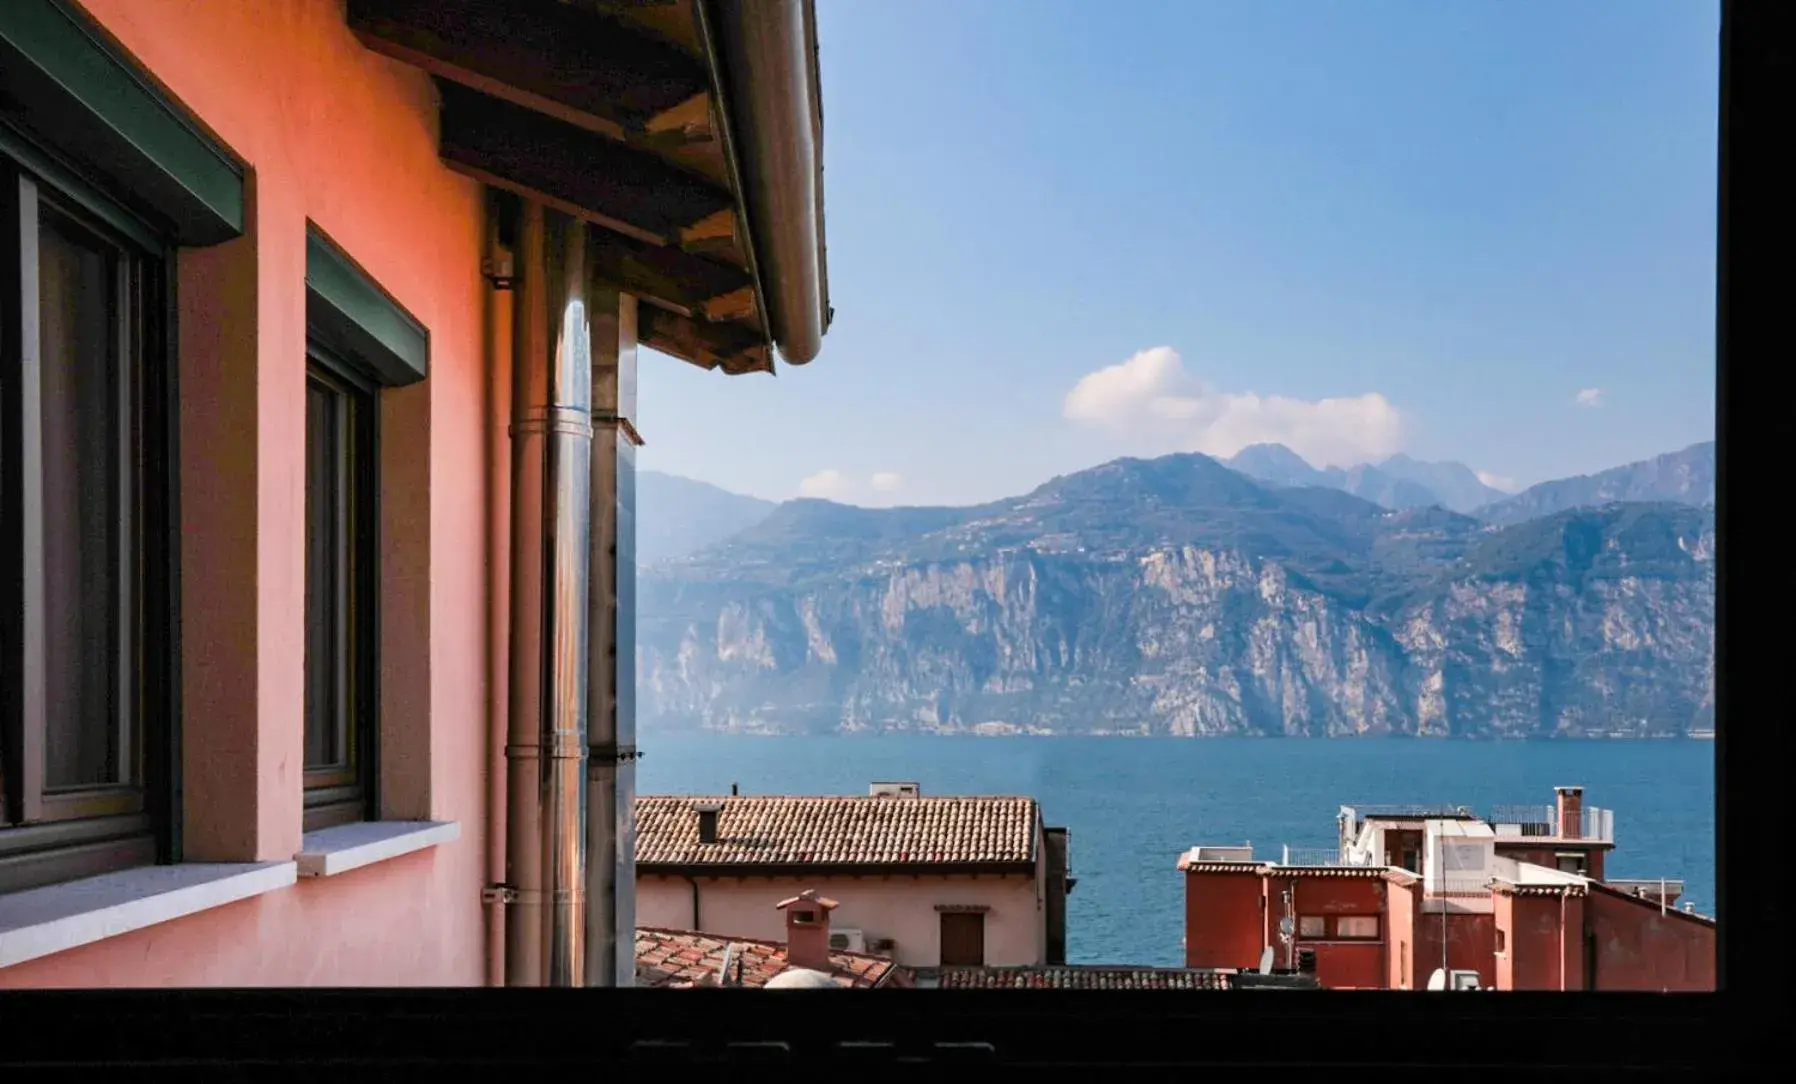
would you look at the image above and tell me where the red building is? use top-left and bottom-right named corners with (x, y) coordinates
top-left (1179, 787), bottom-right (1714, 992)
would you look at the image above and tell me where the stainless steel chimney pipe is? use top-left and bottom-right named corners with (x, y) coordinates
top-left (504, 201), bottom-right (595, 987)
top-left (585, 280), bottom-right (639, 987)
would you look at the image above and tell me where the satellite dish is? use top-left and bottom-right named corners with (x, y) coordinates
top-left (1278, 916), bottom-right (1295, 939)
top-left (1258, 946), bottom-right (1275, 974)
top-left (1425, 968), bottom-right (1448, 991)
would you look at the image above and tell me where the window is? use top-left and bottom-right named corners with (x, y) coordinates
top-left (1555, 853), bottom-right (1587, 876)
top-left (2, 160), bottom-right (170, 894)
top-left (302, 348), bottom-right (377, 831)
top-left (1335, 915), bottom-right (1379, 940)
top-left (1297, 915), bottom-right (1327, 939)
top-left (1495, 928), bottom-right (1507, 954)
top-left (939, 910), bottom-right (985, 966)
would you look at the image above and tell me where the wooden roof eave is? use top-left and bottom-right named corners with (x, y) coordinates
top-left (346, 0), bottom-right (775, 374)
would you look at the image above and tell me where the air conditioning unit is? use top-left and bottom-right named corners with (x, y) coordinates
top-left (829, 929), bottom-right (867, 953)
top-left (868, 937), bottom-right (896, 956)
top-left (1450, 970), bottom-right (1481, 991)
top-left (869, 782), bottom-right (920, 798)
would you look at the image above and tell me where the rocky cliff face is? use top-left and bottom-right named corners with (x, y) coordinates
top-left (638, 455), bottom-right (1714, 738)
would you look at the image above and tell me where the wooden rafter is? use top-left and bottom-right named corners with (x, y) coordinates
top-left (586, 229), bottom-right (755, 328)
top-left (348, 0), bottom-right (706, 133)
top-left (437, 80), bottom-right (732, 243)
top-left (639, 305), bottom-right (771, 375)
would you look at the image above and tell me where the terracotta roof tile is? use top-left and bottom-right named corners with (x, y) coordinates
top-left (1177, 857), bottom-right (1394, 879)
top-left (635, 795), bottom-right (1038, 868)
top-left (1584, 882), bottom-right (1716, 924)
top-left (1493, 883), bottom-right (1587, 898)
top-left (924, 966), bottom-right (1233, 991)
top-left (635, 927), bottom-right (901, 988)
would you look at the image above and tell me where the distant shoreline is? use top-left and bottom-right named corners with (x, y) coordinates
top-left (650, 729), bottom-right (1717, 741)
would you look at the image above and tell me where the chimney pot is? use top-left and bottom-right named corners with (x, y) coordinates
top-left (1554, 787), bottom-right (1584, 840)
top-left (776, 889), bottom-right (839, 972)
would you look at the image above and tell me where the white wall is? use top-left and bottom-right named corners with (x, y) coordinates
top-left (639, 873), bottom-right (1045, 967)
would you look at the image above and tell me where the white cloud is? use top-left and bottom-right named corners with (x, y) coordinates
top-left (1573, 387), bottom-right (1604, 408)
top-left (1476, 470), bottom-right (1519, 493)
top-left (1062, 346), bottom-right (1404, 468)
top-left (798, 469), bottom-right (904, 502)
top-left (798, 469), bottom-right (854, 500)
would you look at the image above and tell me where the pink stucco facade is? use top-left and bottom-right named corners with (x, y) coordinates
top-left (638, 872), bottom-right (1049, 969)
top-left (1, 0), bottom-right (496, 987)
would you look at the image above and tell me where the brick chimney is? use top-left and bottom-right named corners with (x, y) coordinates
top-left (1555, 787), bottom-right (1584, 840)
top-left (776, 889), bottom-right (838, 972)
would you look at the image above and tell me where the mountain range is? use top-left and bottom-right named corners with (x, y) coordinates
top-left (633, 443), bottom-right (1716, 739)
top-left (637, 470), bottom-right (776, 565)
top-left (1469, 441), bottom-right (1714, 526)
top-left (1224, 445), bottom-right (1506, 513)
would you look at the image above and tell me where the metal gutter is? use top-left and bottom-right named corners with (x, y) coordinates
top-left (697, 0), bottom-right (828, 366)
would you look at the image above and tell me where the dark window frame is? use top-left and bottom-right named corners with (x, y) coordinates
top-left (0, 140), bottom-right (177, 895)
top-left (300, 341), bottom-right (379, 833)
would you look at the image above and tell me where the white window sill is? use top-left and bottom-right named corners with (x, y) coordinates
top-left (0, 861), bottom-right (298, 970)
top-left (295, 820), bottom-right (459, 878)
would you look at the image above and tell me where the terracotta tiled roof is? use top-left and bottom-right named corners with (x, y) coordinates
top-left (635, 795), bottom-right (1039, 868)
top-left (635, 927), bottom-right (906, 988)
top-left (1176, 856), bottom-right (1394, 879)
top-left (1176, 859), bottom-right (1262, 873)
top-left (924, 966), bottom-right (1233, 991)
top-left (1493, 882), bottom-right (1587, 898)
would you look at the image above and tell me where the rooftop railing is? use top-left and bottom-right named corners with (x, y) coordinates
top-left (1341, 804), bottom-right (1474, 821)
top-left (1275, 846), bottom-right (1362, 867)
top-left (1487, 805), bottom-right (1614, 843)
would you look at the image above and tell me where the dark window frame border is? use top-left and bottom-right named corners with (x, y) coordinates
top-left (0, 142), bottom-right (179, 896)
top-left (301, 342), bottom-right (380, 834)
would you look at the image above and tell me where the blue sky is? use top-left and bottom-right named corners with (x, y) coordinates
top-left (638, 0), bottom-right (1718, 507)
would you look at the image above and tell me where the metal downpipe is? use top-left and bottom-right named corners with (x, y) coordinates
top-left (504, 201), bottom-right (595, 987)
top-left (484, 193), bottom-right (516, 988)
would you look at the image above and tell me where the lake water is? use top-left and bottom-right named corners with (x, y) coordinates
top-left (635, 735), bottom-right (1715, 966)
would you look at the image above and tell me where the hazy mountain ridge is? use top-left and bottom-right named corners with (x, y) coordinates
top-left (1470, 442), bottom-right (1715, 526)
top-left (1224, 444), bottom-right (1506, 513)
top-left (637, 449), bottom-right (1715, 739)
top-left (636, 470), bottom-right (777, 566)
